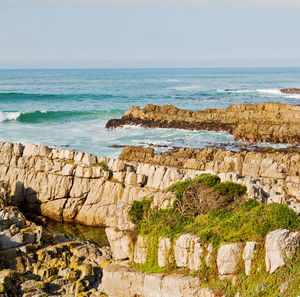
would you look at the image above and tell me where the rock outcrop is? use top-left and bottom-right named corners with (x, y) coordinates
top-left (106, 102), bottom-right (300, 144)
top-left (265, 229), bottom-right (300, 273)
top-left (102, 263), bottom-right (216, 297)
top-left (105, 228), bottom-right (300, 280)
top-left (0, 205), bottom-right (111, 296)
top-left (120, 146), bottom-right (300, 210)
top-left (281, 88), bottom-right (300, 94)
top-left (2, 141), bottom-right (298, 231)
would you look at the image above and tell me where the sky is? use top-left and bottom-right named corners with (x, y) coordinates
top-left (1, 0), bottom-right (300, 68)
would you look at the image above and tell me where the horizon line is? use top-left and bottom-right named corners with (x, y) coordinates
top-left (1, 66), bottom-right (300, 71)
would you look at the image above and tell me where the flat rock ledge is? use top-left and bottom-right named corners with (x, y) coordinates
top-left (106, 102), bottom-right (300, 144)
top-left (102, 263), bottom-right (216, 297)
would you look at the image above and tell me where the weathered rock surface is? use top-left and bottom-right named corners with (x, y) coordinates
top-left (105, 228), bottom-right (132, 260)
top-left (120, 146), bottom-right (300, 209)
top-left (242, 241), bottom-right (257, 276)
top-left (2, 140), bottom-right (298, 232)
top-left (265, 229), bottom-right (300, 273)
top-left (106, 103), bottom-right (300, 144)
top-left (0, 204), bottom-right (111, 296)
top-left (102, 263), bottom-right (216, 297)
top-left (173, 234), bottom-right (203, 271)
top-left (217, 243), bottom-right (243, 276)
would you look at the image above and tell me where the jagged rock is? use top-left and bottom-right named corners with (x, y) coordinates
top-left (265, 229), bottom-right (300, 273)
top-left (242, 242), bottom-right (257, 276)
top-left (0, 140), bottom-right (299, 231)
top-left (106, 103), bottom-right (300, 144)
top-left (0, 181), bottom-right (10, 208)
top-left (105, 228), bottom-right (132, 260)
top-left (217, 243), bottom-right (243, 276)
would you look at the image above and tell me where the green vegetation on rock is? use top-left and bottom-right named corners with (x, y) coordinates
top-left (129, 174), bottom-right (300, 278)
top-left (130, 174), bottom-right (299, 245)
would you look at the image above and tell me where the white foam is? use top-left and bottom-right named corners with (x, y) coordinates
top-left (166, 79), bottom-right (179, 82)
top-left (256, 88), bottom-right (282, 95)
top-left (0, 111), bottom-right (21, 122)
top-left (173, 85), bottom-right (202, 91)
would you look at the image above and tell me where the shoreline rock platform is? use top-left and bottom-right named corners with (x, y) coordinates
top-left (0, 138), bottom-right (299, 296)
top-left (106, 102), bottom-right (300, 144)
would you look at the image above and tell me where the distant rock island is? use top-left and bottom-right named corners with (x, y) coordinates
top-left (281, 88), bottom-right (300, 94)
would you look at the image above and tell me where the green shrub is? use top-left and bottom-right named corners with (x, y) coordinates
top-left (197, 174), bottom-right (221, 188)
top-left (128, 198), bottom-right (152, 225)
top-left (213, 181), bottom-right (247, 201)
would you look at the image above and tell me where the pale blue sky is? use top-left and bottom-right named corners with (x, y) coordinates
top-left (1, 0), bottom-right (300, 68)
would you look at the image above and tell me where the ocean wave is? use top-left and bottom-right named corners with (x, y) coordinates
top-left (0, 109), bottom-right (124, 123)
top-left (173, 85), bottom-right (203, 91)
top-left (166, 79), bottom-right (179, 82)
top-left (217, 88), bottom-right (300, 99)
top-left (0, 92), bottom-right (121, 101)
top-left (256, 88), bottom-right (282, 95)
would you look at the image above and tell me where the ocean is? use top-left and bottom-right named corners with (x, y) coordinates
top-left (0, 68), bottom-right (299, 158)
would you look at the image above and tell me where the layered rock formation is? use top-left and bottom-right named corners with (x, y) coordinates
top-left (106, 102), bottom-right (300, 144)
top-left (0, 141), bottom-right (299, 233)
top-left (0, 140), bottom-right (299, 297)
top-left (102, 227), bottom-right (299, 297)
top-left (120, 146), bottom-right (300, 210)
top-left (102, 264), bottom-right (216, 297)
top-left (105, 228), bottom-right (299, 276)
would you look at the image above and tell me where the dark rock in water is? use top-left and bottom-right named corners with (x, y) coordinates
top-left (281, 88), bottom-right (300, 94)
top-left (110, 144), bottom-right (125, 148)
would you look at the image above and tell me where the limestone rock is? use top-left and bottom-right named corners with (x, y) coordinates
top-left (242, 242), bottom-right (257, 276)
top-left (105, 228), bottom-right (132, 260)
top-left (107, 103), bottom-right (300, 144)
top-left (265, 229), bottom-right (300, 273)
top-left (133, 235), bottom-right (147, 264)
top-left (174, 233), bottom-right (203, 271)
top-left (158, 237), bottom-right (171, 267)
top-left (217, 243), bottom-right (243, 276)
top-left (102, 263), bottom-right (216, 297)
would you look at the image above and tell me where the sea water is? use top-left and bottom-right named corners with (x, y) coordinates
top-left (0, 68), bottom-right (299, 158)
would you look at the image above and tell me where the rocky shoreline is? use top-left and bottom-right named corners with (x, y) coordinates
top-left (106, 102), bottom-right (300, 144)
top-left (0, 139), bottom-right (299, 296)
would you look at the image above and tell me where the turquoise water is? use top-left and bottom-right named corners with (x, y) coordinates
top-left (0, 68), bottom-right (299, 158)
